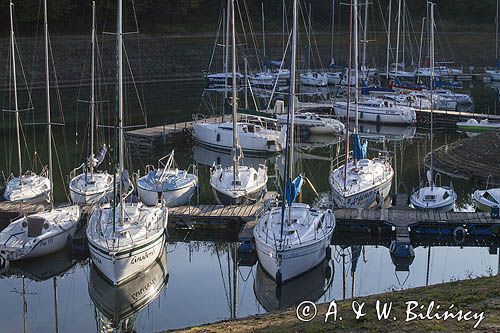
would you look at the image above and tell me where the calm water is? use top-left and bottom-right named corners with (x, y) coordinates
top-left (0, 80), bottom-right (499, 332)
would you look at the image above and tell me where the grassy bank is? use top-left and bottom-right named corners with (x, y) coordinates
top-left (174, 275), bottom-right (500, 332)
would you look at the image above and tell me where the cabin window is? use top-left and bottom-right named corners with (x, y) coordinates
top-left (247, 125), bottom-right (255, 133)
top-left (423, 195), bottom-right (436, 201)
top-left (484, 191), bottom-right (499, 204)
top-left (443, 192), bottom-right (450, 200)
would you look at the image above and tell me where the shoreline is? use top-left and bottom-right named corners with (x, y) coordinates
top-left (0, 31), bottom-right (495, 91)
top-left (171, 275), bottom-right (500, 332)
top-left (427, 130), bottom-right (500, 186)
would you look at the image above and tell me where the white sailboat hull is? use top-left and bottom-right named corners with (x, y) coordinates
top-left (410, 186), bottom-right (457, 211)
top-left (86, 203), bottom-right (168, 286)
top-left (255, 235), bottom-right (331, 283)
top-left (334, 101), bottom-right (416, 124)
top-left (138, 182), bottom-right (197, 207)
top-left (3, 174), bottom-right (51, 204)
top-left (193, 122), bottom-right (283, 154)
top-left (88, 232), bottom-right (166, 286)
top-left (0, 206), bottom-right (80, 261)
top-left (331, 175), bottom-right (392, 208)
top-left (329, 159), bottom-right (394, 208)
top-left (69, 172), bottom-right (114, 205)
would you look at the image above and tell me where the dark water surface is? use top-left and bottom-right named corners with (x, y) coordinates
top-left (0, 80), bottom-right (499, 332)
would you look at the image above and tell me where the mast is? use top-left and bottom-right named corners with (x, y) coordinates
top-left (385, 0), bottom-right (392, 79)
top-left (224, 0), bottom-right (230, 100)
top-left (330, 0), bottom-right (335, 66)
top-left (496, 0), bottom-right (499, 69)
top-left (354, 0), bottom-right (359, 136)
top-left (53, 278), bottom-right (59, 333)
top-left (261, 2), bottom-right (266, 66)
top-left (10, 2), bottom-right (22, 178)
top-left (394, 0), bottom-right (401, 75)
top-left (417, 17), bottom-right (426, 75)
top-left (289, 0), bottom-right (297, 183)
top-left (44, 0), bottom-right (53, 207)
top-left (231, 0), bottom-right (240, 187)
top-left (282, 0), bottom-right (286, 55)
top-left (90, 1), bottom-right (96, 177)
top-left (308, 3), bottom-right (312, 70)
top-left (343, 0), bottom-right (354, 190)
top-left (361, 0), bottom-right (368, 73)
top-left (117, 0), bottom-right (125, 223)
top-left (429, 2), bottom-right (435, 188)
top-left (280, 0), bottom-right (298, 244)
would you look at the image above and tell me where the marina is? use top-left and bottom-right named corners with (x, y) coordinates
top-left (0, 0), bottom-right (500, 332)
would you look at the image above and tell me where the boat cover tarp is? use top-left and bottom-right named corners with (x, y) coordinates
top-left (352, 134), bottom-right (367, 160)
top-left (285, 176), bottom-right (304, 205)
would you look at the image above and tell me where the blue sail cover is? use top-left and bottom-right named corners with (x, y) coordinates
top-left (352, 134), bottom-right (367, 160)
top-left (285, 176), bottom-right (304, 205)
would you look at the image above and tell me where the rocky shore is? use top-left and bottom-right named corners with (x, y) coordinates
top-left (428, 130), bottom-right (500, 186)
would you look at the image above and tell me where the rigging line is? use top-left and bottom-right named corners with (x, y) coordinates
top-left (122, 44), bottom-right (147, 124)
top-left (30, 0), bottom-right (43, 152)
top-left (215, 246), bottom-right (231, 313)
top-left (131, 0), bottom-right (148, 127)
top-left (48, 34), bottom-right (71, 170)
top-left (207, 5), bottom-right (225, 74)
top-left (241, 0), bottom-right (262, 71)
top-left (265, 31), bottom-right (292, 111)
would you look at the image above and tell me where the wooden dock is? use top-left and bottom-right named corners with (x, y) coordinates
top-left (238, 207), bottom-right (500, 245)
top-left (125, 115), bottom-right (232, 152)
top-left (0, 201), bottom-right (49, 225)
top-left (415, 107), bottom-right (500, 127)
top-left (168, 192), bottom-right (277, 229)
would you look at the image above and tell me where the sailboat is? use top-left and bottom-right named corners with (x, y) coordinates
top-left (410, 2), bottom-right (457, 211)
top-left (2, 1), bottom-right (50, 204)
top-left (86, 0), bottom-right (168, 286)
top-left (253, 0), bottom-right (335, 285)
top-left (210, 0), bottom-right (268, 206)
top-left (329, 0), bottom-right (394, 208)
top-left (137, 150), bottom-right (198, 207)
top-left (473, 176), bottom-right (500, 212)
top-left (0, 0), bottom-right (81, 262)
top-left (69, 1), bottom-right (113, 206)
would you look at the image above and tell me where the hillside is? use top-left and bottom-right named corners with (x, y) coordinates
top-left (0, 0), bottom-right (496, 35)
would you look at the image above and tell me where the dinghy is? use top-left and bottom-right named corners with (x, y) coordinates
top-left (456, 119), bottom-right (500, 133)
top-left (473, 188), bottom-right (500, 212)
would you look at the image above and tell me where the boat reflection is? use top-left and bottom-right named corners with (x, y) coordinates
top-left (296, 134), bottom-right (342, 151)
top-left (0, 248), bottom-right (78, 281)
top-left (89, 250), bottom-right (168, 331)
top-left (253, 256), bottom-right (334, 311)
top-left (358, 123), bottom-right (417, 141)
top-left (193, 144), bottom-right (273, 168)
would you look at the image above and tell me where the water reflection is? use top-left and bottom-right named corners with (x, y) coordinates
top-left (89, 250), bottom-right (168, 332)
top-left (254, 257), bottom-right (334, 311)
